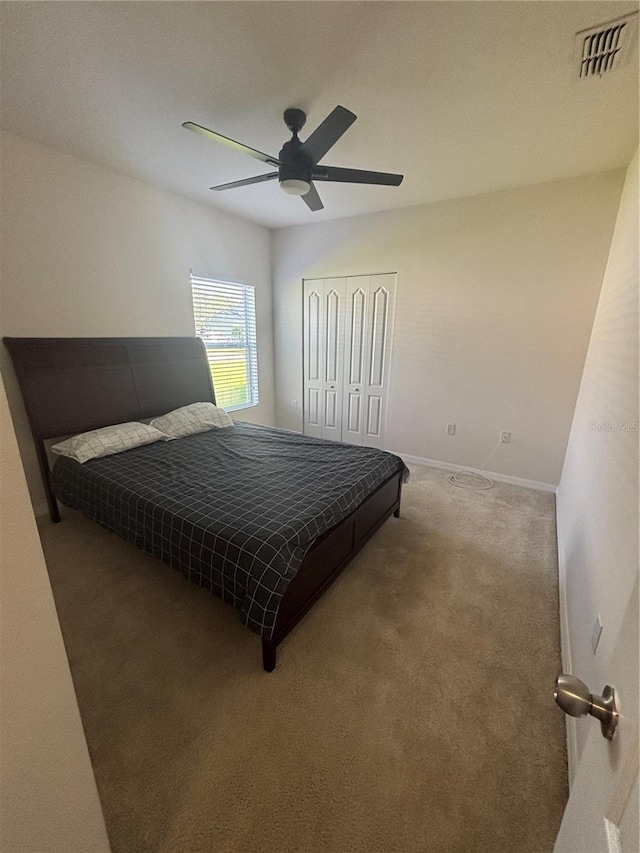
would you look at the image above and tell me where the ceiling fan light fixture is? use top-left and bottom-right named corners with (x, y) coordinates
top-left (280, 178), bottom-right (311, 196)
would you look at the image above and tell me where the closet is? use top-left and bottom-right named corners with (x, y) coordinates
top-left (303, 274), bottom-right (396, 448)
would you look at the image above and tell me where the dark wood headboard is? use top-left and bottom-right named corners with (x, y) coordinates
top-left (3, 336), bottom-right (216, 521)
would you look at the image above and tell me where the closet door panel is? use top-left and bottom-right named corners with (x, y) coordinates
top-left (368, 284), bottom-right (389, 388)
top-left (303, 280), bottom-right (324, 438)
top-left (321, 279), bottom-right (345, 441)
top-left (324, 390), bottom-right (339, 429)
top-left (363, 274), bottom-right (396, 450)
top-left (342, 277), bottom-right (370, 445)
top-left (346, 391), bottom-right (362, 433)
top-left (307, 388), bottom-right (320, 427)
top-left (365, 394), bottom-right (383, 439)
top-left (347, 286), bottom-right (366, 385)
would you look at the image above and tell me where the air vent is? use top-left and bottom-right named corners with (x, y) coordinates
top-left (575, 12), bottom-right (638, 78)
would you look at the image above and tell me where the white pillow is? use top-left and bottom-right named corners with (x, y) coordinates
top-left (51, 422), bottom-right (167, 464)
top-left (150, 402), bottom-right (233, 438)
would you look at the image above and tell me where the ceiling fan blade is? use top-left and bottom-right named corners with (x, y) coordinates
top-left (183, 121), bottom-right (280, 167)
top-left (313, 166), bottom-right (404, 186)
top-left (298, 106), bottom-right (357, 165)
top-left (302, 183), bottom-right (324, 212)
top-left (210, 172), bottom-right (279, 191)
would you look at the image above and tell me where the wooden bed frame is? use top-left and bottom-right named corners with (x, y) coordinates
top-left (3, 336), bottom-right (402, 671)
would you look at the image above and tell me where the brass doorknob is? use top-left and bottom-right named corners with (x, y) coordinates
top-left (554, 674), bottom-right (619, 741)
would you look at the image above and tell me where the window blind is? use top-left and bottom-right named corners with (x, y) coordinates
top-left (191, 275), bottom-right (259, 411)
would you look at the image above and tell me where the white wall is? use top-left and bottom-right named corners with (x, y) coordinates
top-left (0, 131), bottom-right (275, 513)
top-left (556, 151), bottom-right (638, 767)
top-left (0, 372), bottom-right (110, 852)
top-left (272, 171), bottom-right (624, 486)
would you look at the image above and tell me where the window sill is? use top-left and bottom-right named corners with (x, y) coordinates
top-left (226, 402), bottom-right (259, 413)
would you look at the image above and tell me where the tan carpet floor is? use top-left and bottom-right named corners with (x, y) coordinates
top-left (39, 465), bottom-right (567, 853)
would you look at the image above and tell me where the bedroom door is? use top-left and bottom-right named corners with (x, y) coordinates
top-left (553, 579), bottom-right (638, 853)
top-left (303, 274), bottom-right (395, 447)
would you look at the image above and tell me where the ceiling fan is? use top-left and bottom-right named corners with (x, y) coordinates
top-left (182, 106), bottom-right (404, 212)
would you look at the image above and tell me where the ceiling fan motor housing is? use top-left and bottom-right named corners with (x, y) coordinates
top-left (278, 137), bottom-right (313, 185)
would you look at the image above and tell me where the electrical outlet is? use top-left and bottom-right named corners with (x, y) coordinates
top-left (500, 431), bottom-right (511, 444)
top-left (292, 400), bottom-right (298, 410)
top-left (591, 614), bottom-right (603, 654)
top-left (446, 423), bottom-right (456, 436)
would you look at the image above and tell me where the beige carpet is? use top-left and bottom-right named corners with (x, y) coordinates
top-left (39, 465), bottom-right (567, 853)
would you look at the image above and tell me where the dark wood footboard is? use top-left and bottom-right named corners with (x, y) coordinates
top-left (262, 470), bottom-right (402, 672)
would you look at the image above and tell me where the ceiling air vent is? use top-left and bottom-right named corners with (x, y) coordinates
top-left (575, 12), bottom-right (638, 78)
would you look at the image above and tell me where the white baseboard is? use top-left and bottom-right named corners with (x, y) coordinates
top-left (556, 508), bottom-right (579, 789)
top-left (393, 452), bottom-right (558, 494)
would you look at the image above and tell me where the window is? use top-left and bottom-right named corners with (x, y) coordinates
top-left (191, 274), bottom-right (259, 411)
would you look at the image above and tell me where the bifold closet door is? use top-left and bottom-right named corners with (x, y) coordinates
top-left (303, 278), bottom-right (345, 440)
top-left (304, 274), bottom-right (395, 446)
top-left (342, 274), bottom-right (395, 449)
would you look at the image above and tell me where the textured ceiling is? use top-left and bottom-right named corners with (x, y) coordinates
top-left (1, 1), bottom-right (638, 228)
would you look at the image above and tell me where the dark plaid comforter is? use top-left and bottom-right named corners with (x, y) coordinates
top-left (52, 423), bottom-right (408, 639)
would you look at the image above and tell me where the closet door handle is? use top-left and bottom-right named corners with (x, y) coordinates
top-left (354, 387), bottom-right (360, 392)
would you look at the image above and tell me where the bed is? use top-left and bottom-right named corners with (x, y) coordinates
top-left (4, 336), bottom-right (406, 671)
